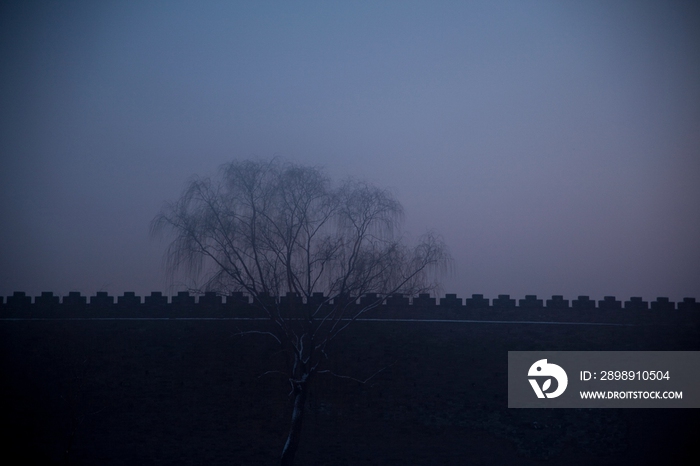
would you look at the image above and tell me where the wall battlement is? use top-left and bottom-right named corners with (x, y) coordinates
top-left (2, 291), bottom-right (698, 315)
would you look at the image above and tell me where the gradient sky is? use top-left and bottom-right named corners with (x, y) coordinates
top-left (1, 0), bottom-right (699, 302)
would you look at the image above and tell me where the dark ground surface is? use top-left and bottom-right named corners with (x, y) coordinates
top-left (1, 309), bottom-right (698, 465)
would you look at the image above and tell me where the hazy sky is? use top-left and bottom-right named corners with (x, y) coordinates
top-left (1, 0), bottom-right (699, 302)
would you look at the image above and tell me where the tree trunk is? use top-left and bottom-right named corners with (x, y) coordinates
top-left (280, 379), bottom-right (309, 466)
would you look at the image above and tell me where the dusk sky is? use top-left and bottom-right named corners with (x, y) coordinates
top-left (1, 0), bottom-right (699, 302)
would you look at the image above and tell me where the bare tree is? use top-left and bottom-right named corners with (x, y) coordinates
top-left (151, 158), bottom-right (451, 465)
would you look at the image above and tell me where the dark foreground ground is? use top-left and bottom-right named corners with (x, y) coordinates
top-left (1, 309), bottom-right (698, 465)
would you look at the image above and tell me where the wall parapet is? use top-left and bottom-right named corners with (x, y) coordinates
top-left (1, 291), bottom-right (699, 315)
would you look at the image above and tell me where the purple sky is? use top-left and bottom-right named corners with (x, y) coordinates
top-left (1, 0), bottom-right (699, 302)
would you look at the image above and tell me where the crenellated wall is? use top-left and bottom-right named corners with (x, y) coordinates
top-left (1, 290), bottom-right (698, 315)
top-left (1, 292), bottom-right (698, 463)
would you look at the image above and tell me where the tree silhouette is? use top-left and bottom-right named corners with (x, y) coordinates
top-left (151, 158), bottom-right (450, 465)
